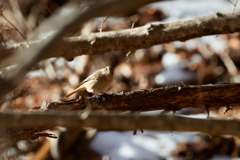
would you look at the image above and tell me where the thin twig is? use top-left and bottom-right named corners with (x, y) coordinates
top-left (126, 22), bottom-right (135, 62)
top-left (233, 0), bottom-right (239, 13)
top-left (228, 0), bottom-right (239, 13)
top-left (39, 0), bottom-right (55, 17)
top-left (218, 50), bottom-right (240, 82)
top-left (0, 12), bottom-right (30, 47)
top-left (99, 15), bottom-right (109, 32)
top-left (228, 0), bottom-right (235, 5)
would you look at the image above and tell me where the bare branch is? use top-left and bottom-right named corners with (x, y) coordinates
top-left (46, 83), bottom-right (240, 112)
top-left (2, 12), bottom-right (240, 63)
top-left (1, 111), bottom-right (240, 144)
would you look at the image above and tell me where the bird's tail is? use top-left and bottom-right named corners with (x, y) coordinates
top-left (64, 85), bottom-right (86, 99)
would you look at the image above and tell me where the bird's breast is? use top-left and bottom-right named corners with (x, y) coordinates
top-left (90, 74), bottom-right (113, 93)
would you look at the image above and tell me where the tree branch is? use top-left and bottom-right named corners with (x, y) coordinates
top-left (46, 83), bottom-right (240, 112)
top-left (4, 12), bottom-right (240, 62)
top-left (1, 111), bottom-right (240, 144)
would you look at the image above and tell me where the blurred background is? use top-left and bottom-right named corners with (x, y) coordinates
top-left (1, 0), bottom-right (240, 159)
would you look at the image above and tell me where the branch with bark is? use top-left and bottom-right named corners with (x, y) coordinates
top-left (1, 111), bottom-right (240, 145)
top-left (4, 12), bottom-right (240, 62)
top-left (46, 83), bottom-right (240, 112)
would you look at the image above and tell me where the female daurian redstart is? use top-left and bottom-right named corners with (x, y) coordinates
top-left (64, 66), bottom-right (113, 99)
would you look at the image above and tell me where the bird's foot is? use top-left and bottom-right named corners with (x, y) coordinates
top-left (96, 96), bottom-right (100, 102)
top-left (100, 92), bottom-right (112, 101)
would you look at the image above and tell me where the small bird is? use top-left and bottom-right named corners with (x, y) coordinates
top-left (64, 66), bottom-right (113, 100)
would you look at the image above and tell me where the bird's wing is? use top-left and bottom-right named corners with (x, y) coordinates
top-left (64, 70), bottom-right (102, 99)
top-left (80, 70), bottom-right (102, 85)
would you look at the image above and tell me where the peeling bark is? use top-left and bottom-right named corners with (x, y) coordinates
top-left (47, 83), bottom-right (240, 112)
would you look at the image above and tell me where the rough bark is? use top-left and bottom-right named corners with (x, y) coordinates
top-left (47, 83), bottom-right (240, 112)
top-left (4, 12), bottom-right (240, 62)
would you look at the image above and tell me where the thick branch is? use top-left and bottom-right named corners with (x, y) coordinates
top-left (5, 12), bottom-right (240, 61)
top-left (47, 83), bottom-right (240, 112)
top-left (1, 112), bottom-right (240, 141)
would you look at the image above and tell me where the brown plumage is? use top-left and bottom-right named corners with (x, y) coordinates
top-left (64, 66), bottom-right (113, 99)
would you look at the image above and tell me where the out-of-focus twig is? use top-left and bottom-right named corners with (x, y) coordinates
top-left (9, 0), bottom-right (28, 34)
top-left (39, 0), bottom-right (55, 17)
top-left (0, 11), bottom-right (30, 47)
top-left (126, 22), bottom-right (135, 62)
top-left (228, 0), bottom-right (239, 13)
top-left (218, 51), bottom-right (240, 82)
top-left (98, 15), bottom-right (109, 32)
